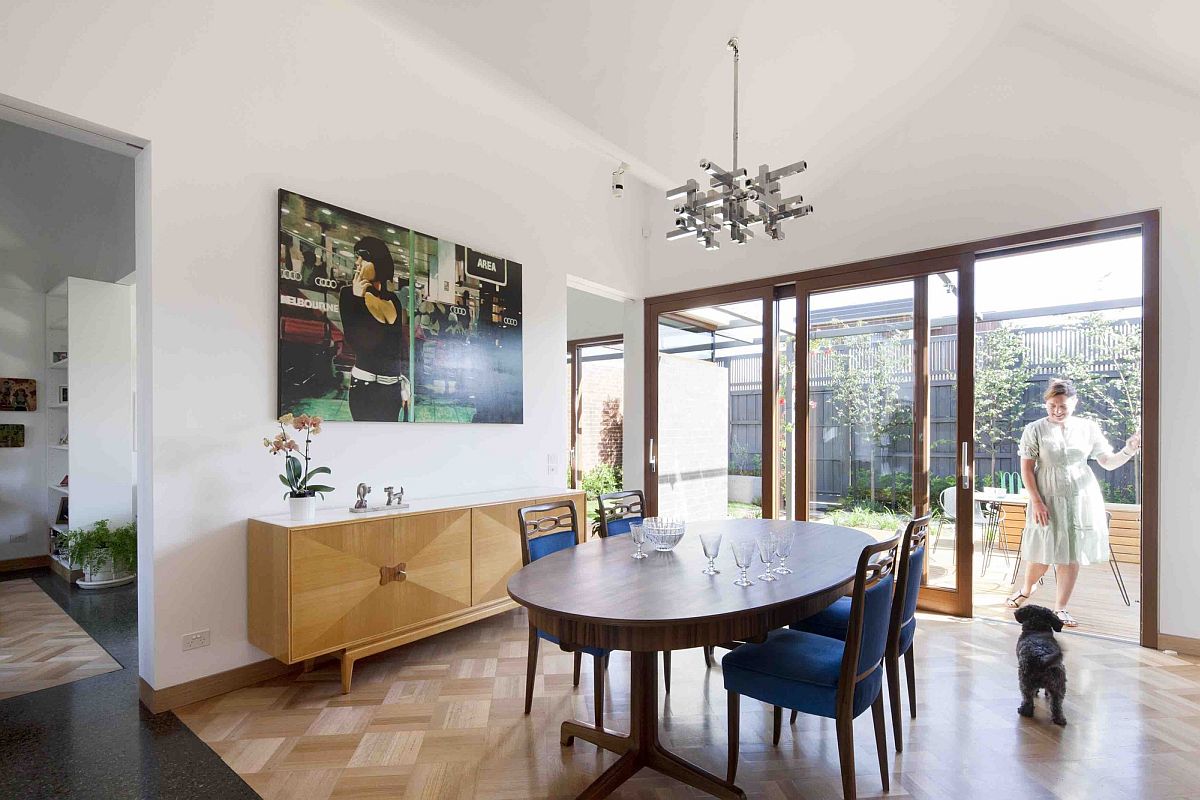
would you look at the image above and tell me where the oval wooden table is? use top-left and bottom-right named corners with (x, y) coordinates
top-left (507, 518), bottom-right (873, 799)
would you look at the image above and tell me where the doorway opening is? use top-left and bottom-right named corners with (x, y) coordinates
top-left (966, 234), bottom-right (1144, 642)
top-left (566, 286), bottom-right (629, 536)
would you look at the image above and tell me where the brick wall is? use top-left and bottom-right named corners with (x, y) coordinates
top-left (576, 361), bottom-right (624, 476)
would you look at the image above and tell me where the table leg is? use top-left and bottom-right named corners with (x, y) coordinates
top-left (561, 651), bottom-right (746, 800)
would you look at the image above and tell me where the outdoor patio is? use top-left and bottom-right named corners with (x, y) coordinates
top-left (927, 523), bottom-right (1141, 643)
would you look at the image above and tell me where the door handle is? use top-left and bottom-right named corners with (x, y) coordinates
top-left (648, 438), bottom-right (657, 474)
top-left (960, 442), bottom-right (971, 490)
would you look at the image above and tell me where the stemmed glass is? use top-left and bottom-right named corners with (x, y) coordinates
top-left (730, 536), bottom-right (755, 587)
top-left (700, 530), bottom-right (722, 575)
top-left (756, 533), bottom-right (779, 582)
top-left (773, 530), bottom-right (795, 575)
top-left (630, 521), bottom-right (647, 559)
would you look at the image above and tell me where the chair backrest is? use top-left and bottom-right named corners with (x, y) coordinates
top-left (516, 500), bottom-right (580, 566)
top-left (597, 489), bottom-right (645, 538)
top-left (837, 532), bottom-right (901, 710)
top-left (938, 487), bottom-right (956, 521)
top-left (888, 515), bottom-right (931, 655)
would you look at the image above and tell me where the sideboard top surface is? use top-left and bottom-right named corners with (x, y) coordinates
top-left (249, 485), bottom-right (583, 530)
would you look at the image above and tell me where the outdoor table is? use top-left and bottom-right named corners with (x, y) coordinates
top-left (507, 518), bottom-right (873, 799)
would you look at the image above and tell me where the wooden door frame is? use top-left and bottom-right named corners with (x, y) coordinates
top-left (795, 253), bottom-right (975, 616)
top-left (643, 210), bottom-right (1160, 647)
top-left (568, 334), bottom-right (624, 490)
top-left (644, 284), bottom-right (778, 520)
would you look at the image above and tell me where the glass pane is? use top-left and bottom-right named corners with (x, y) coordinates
top-left (972, 236), bottom-right (1142, 640)
top-left (807, 282), bottom-right (915, 540)
top-left (657, 300), bottom-right (763, 520)
top-left (926, 272), bottom-right (959, 590)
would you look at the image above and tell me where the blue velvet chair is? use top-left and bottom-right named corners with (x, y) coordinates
top-left (792, 515), bottom-right (930, 751)
top-left (723, 533), bottom-right (901, 800)
top-left (517, 500), bottom-right (609, 728)
top-left (596, 489), bottom-right (676, 692)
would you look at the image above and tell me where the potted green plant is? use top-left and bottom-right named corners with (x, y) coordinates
top-left (62, 519), bottom-right (137, 589)
top-left (264, 413), bottom-right (334, 521)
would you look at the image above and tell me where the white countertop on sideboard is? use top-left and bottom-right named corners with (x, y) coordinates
top-left (249, 485), bottom-right (583, 528)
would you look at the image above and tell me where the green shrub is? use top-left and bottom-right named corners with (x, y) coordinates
top-left (62, 519), bottom-right (137, 575)
top-left (842, 468), bottom-right (955, 515)
top-left (580, 464), bottom-right (623, 499)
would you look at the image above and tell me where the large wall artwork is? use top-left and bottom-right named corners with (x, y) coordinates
top-left (277, 189), bottom-right (523, 423)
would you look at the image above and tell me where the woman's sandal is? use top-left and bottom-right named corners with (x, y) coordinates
top-left (1055, 610), bottom-right (1078, 627)
top-left (1005, 592), bottom-right (1029, 608)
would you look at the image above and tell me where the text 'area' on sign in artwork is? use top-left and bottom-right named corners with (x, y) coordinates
top-left (277, 189), bottom-right (523, 424)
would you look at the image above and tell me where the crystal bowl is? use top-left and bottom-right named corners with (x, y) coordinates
top-left (642, 518), bottom-right (686, 551)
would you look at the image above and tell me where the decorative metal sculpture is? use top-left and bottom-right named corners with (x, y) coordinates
top-left (666, 37), bottom-right (812, 250)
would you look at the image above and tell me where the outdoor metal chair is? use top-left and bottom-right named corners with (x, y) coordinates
top-left (1007, 510), bottom-right (1130, 607)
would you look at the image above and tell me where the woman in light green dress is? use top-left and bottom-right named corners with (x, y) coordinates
top-left (1005, 379), bottom-right (1140, 627)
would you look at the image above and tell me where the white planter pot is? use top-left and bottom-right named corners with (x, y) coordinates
top-left (77, 551), bottom-right (135, 589)
top-left (290, 494), bottom-right (317, 522)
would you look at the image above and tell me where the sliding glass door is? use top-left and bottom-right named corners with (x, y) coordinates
top-left (795, 258), bottom-right (974, 615)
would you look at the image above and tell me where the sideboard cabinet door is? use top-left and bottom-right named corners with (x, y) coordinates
top-left (394, 510), bottom-right (471, 628)
top-left (290, 519), bottom-right (398, 660)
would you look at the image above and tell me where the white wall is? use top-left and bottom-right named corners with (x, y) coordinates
top-left (0, 0), bottom-right (649, 688)
top-left (643, 27), bottom-right (1200, 639)
top-left (0, 288), bottom-right (45, 559)
top-left (567, 288), bottom-right (626, 341)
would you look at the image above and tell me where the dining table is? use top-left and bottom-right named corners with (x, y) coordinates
top-left (507, 517), bottom-right (874, 799)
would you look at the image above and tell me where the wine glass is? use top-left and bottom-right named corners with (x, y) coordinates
top-left (730, 536), bottom-right (755, 587)
top-left (630, 521), bottom-right (647, 559)
top-left (700, 530), bottom-right (722, 575)
top-left (756, 533), bottom-right (779, 581)
top-left (773, 530), bottom-right (795, 575)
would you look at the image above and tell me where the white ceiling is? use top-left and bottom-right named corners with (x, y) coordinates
top-left (361, 1), bottom-right (1200, 189)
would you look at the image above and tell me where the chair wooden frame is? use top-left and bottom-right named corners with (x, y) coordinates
top-left (884, 514), bottom-right (930, 751)
top-left (728, 533), bottom-right (901, 800)
top-left (517, 500), bottom-right (606, 728)
top-left (596, 489), bottom-right (645, 539)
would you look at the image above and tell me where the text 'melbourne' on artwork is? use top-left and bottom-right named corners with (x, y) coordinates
top-left (277, 189), bottom-right (523, 424)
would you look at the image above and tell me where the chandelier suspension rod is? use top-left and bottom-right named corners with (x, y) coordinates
top-left (728, 37), bottom-right (740, 174)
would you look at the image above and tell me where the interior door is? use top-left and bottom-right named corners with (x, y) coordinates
top-left (795, 256), bottom-right (973, 615)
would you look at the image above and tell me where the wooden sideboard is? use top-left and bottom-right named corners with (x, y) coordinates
top-left (248, 486), bottom-right (585, 692)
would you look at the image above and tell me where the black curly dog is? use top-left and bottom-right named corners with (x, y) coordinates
top-left (1014, 604), bottom-right (1067, 725)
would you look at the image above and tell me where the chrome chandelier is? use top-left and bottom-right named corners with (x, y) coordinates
top-left (666, 37), bottom-right (813, 250)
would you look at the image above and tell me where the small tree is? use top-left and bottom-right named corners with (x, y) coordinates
top-left (825, 327), bottom-right (909, 507)
top-left (1062, 315), bottom-right (1142, 504)
top-left (974, 326), bottom-right (1032, 484)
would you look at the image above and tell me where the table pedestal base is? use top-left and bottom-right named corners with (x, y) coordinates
top-left (561, 651), bottom-right (745, 799)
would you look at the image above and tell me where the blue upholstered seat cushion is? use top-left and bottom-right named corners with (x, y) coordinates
top-left (794, 597), bottom-right (917, 655)
top-left (722, 629), bottom-right (883, 719)
top-left (795, 544), bottom-right (924, 657)
top-left (536, 628), bottom-right (608, 658)
top-left (794, 596), bottom-right (852, 640)
top-left (604, 515), bottom-right (643, 537)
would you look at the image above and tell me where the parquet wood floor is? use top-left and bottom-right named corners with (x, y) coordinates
top-left (0, 578), bottom-right (121, 700)
top-left (178, 608), bottom-right (1200, 799)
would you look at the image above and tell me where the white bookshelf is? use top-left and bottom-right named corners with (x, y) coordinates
top-left (44, 277), bottom-right (134, 575)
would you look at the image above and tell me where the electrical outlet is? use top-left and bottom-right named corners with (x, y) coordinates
top-left (182, 629), bottom-right (211, 652)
